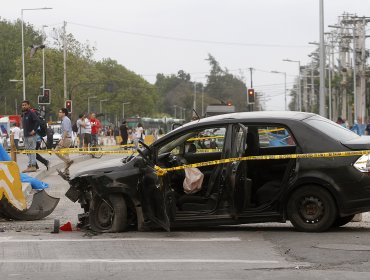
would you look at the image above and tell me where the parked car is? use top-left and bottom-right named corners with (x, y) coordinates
top-left (6, 136), bottom-right (24, 150)
top-left (65, 111), bottom-right (370, 233)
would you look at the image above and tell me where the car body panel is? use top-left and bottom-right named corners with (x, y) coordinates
top-left (66, 111), bottom-right (370, 231)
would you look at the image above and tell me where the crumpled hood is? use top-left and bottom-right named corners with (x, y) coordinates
top-left (71, 158), bottom-right (128, 179)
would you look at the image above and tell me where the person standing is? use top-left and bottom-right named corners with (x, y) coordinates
top-left (89, 113), bottom-right (101, 147)
top-left (133, 123), bottom-right (144, 148)
top-left (21, 100), bottom-right (39, 173)
top-left (10, 123), bottom-right (21, 150)
top-left (119, 120), bottom-right (128, 147)
top-left (55, 108), bottom-right (74, 175)
top-left (77, 114), bottom-right (91, 149)
top-left (76, 114), bottom-right (85, 149)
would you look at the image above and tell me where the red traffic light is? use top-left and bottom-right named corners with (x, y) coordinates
top-left (247, 88), bottom-right (255, 104)
top-left (65, 100), bottom-right (72, 113)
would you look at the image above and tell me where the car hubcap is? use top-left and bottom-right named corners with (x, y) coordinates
top-left (97, 200), bottom-right (113, 228)
top-left (299, 196), bottom-right (324, 224)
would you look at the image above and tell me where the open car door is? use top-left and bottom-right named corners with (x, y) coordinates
top-left (139, 146), bottom-right (175, 232)
top-left (229, 123), bottom-right (252, 215)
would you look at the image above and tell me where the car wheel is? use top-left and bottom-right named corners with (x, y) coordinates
top-left (332, 214), bottom-right (355, 228)
top-left (287, 185), bottom-right (337, 232)
top-left (89, 195), bottom-right (127, 233)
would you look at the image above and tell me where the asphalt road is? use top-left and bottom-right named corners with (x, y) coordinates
top-left (1, 155), bottom-right (370, 279)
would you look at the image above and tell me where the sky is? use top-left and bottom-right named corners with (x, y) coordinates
top-left (2, 0), bottom-right (370, 110)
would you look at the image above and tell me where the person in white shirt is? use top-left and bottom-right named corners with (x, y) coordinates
top-left (133, 123), bottom-right (144, 148)
top-left (10, 123), bottom-right (21, 149)
top-left (77, 114), bottom-right (92, 149)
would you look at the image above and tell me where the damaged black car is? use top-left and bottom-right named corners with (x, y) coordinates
top-left (65, 111), bottom-right (370, 233)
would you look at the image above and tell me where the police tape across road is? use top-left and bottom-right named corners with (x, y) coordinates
top-left (154, 150), bottom-right (370, 176)
top-left (16, 148), bottom-right (370, 176)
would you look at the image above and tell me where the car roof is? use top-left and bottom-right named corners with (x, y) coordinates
top-left (187, 111), bottom-right (315, 126)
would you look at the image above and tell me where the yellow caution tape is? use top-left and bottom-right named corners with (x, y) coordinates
top-left (187, 128), bottom-right (286, 142)
top-left (187, 135), bottom-right (224, 141)
top-left (154, 150), bottom-right (370, 176)
top-left (18, 149), bottom-right (138, 155)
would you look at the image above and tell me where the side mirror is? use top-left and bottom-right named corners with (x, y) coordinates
top-left (171, 123), bottom-right (182, 131)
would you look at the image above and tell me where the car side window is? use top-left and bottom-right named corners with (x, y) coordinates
top-left (187, 127), bottom-right (226, 153)
top-left (258, 126), bottom-right (296, 148)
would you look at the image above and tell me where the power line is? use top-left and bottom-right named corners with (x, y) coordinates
top-left (68, 22), bottom-right (312, 49)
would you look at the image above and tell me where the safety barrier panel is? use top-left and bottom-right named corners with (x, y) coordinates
top-left (0, 161), bottom-right (26, 210)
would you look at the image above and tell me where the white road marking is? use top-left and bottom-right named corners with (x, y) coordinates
top-left (0, 237), bottom-right (241, 243)
top-left (0, 259), bottom-right (279, 264)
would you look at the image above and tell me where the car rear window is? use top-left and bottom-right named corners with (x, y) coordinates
top-left (304, 116), bottom-right (360, 141)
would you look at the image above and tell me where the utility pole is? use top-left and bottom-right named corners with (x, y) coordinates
top-left (249, 68), bottom-right (254, 111)
top-left (63, 21), bottom-right (67, 100)
top-left (342, 16), bottom-right (370, 124)
top-left (193, 82), bottom-right (197, 114)
top-left (319, 0), bottom-right (326, 117)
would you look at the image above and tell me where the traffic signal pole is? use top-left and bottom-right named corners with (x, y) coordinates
top-left (249, 68), bottom-right (254, 111)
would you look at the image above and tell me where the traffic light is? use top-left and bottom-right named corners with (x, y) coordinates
top-left (227, 101), bottom-right (232, 106)
top-left (38, 88), bottom-right (51, 104)
top-left (65, 100), bottom-right (72, 113)
top-left (247, 88), bottom-right (255, 104)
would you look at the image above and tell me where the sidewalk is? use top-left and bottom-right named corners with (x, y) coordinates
top-left (16, 152), bottom-right (90, 180)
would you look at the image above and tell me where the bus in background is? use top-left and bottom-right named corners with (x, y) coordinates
top-left (205, 104), bottom-right (236, 117)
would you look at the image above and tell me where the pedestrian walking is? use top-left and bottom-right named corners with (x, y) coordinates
top-left (10, 123), bottom-right (21, 150)
top-left (89, 113), bottom-right (101, 147)
top-left (35, 134), bottom-right (49, 170)
top-left (119, 120), bottom-right (128, 147)
top-left (21, 100), bottom-right (39, 173)
top-left (55, 108), bottom-right (74, 175)
top-left (46, 125), bottom-right (54, 149)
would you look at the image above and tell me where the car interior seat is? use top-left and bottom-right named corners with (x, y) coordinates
top-left (255, 159), bottom-right (296, 205)
top-left (178, 164), bottom-right (223, 211)
top-left (244, 128), bottom-right (260, 195)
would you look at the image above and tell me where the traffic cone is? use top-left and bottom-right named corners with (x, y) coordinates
top-left (59, 221), bottom-right (73, 231)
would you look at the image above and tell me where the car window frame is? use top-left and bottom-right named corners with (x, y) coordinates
top-left (153, 124), bottom-right (229, 163)
top-left (237, 122), bottom-right (300, 152)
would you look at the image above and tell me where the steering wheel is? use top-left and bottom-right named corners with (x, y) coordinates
top-left (136, 147), bottom-right (151, 164)
top-left (138, 139), bottom-right (151, 152)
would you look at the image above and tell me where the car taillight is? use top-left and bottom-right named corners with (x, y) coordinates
top-left (353, 155), bottom-right (370, 173)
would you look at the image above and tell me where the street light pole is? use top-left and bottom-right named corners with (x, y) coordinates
top-left (21, 7), bottom-right (52, 101)
top-left (319, 0), bottom-right (326, 117)
top-left (42, 25), bottom-right (47, 90)
top-left (122, 102), bottom-right (130, 120)
top-left (283, 59), bottom-right (301, 111)
top-left (193, 83), bottom-right (197, 113)
top-left (100, 99), bottom-right (108, 114)
top-left (271, 70), bottom-right (287, 110)
top-left (87, 96), bottom-right (97, 114)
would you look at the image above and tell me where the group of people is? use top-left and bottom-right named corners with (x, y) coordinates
top-left (19, 99), bottom-right (146, 176)
top-left (20, 101), bottom-right (74, 175)
top-left (75, 113), bottom-right (101, 149)
top-left (118, 121), bottom-right (144, 148)
top-left (336, 117), bottom-right (368, 135)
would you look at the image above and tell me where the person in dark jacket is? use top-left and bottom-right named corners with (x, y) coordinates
top-left (21, 100), bottom-right (40, 172)
top-left (119, 120), bottom-right (128, 147)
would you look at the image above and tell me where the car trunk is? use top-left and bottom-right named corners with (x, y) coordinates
top-left (341, 136), bottom-right (370, 150)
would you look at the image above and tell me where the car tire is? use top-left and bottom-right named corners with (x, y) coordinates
top-left (89, 195), bottom-right (127, 233)
top-left (332, 214), bottom-right (355, 228)
top-left (287, 185), bottom-right (337, 232)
